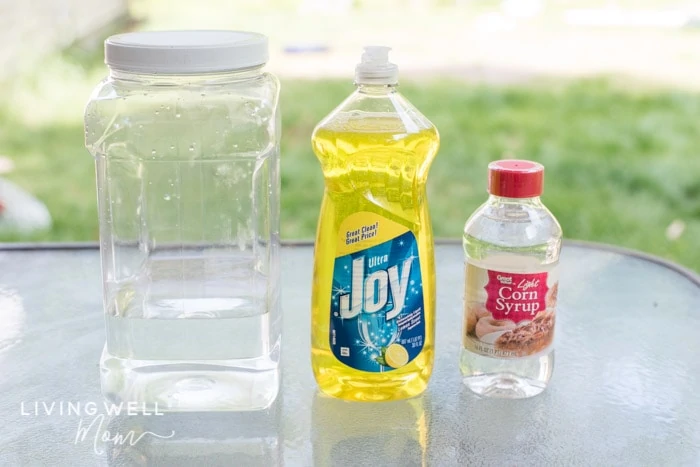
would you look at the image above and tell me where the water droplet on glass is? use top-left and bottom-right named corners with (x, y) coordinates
top-left (154, 110), bottom-right (159, 115)
top-left (138, 124), bottom-right (143, 129)
top-left (175, 113), bottom-right (181, 118)
top-left (189, 145), bottom-right (195, 152)
top-left (151, 150), bottom-right (156, 156)
top-left (164, 194), bottom-right (171, 201)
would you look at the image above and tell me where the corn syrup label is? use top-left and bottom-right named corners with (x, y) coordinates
top-left (463, 263), bottom-right (558, 358)
top-left (330, 212), bottom-right (424, 372)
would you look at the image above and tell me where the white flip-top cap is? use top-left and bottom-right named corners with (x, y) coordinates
top-left (355, 46), bottom-right (398, 85)
top-left (105, 30), bottom-right (268, 74)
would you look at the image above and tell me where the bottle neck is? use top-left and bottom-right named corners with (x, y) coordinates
top-left (108, 66), bottom-right (265, 86)
top-left (487, 194), bottom-right (543, 206)
top-left (355, 83), bottom-right (398, 95)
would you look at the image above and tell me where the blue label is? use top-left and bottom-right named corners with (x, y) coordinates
top-left (330, 230), bottom-right (424, 372)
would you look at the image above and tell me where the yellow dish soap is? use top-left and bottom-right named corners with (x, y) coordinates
top-left (310, 46), bottom-right (439, 401)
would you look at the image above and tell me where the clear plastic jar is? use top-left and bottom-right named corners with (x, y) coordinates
top-left (84, 31), bottom-right (281, 411)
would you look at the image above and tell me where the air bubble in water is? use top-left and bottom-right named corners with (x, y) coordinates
top-left (189, 145), bottom-right (195, 152)
top-left (163, 194), bottom-right (171, 201)
top-left (175, 113), bottom-right (181, 118)
top-left (151, 150), bottom-right (156, 156)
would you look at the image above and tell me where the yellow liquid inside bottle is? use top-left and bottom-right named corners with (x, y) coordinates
top-left (311, 117), bottom-right (439, 401)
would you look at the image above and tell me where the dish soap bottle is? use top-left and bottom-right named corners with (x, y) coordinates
top-left (310, 46), bottom-right (439, 401)
top-left (461, 160), bottom-right (562, 398)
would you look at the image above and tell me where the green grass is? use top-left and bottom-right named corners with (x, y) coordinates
top-left (1, 49), bottom-right (699, 271)
top-left (281, 78), bottom-right (700, 272)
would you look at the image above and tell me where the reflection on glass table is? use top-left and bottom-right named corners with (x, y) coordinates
top-left (103, 399), bottom-right (281, 467)
top-left (312, 393), bottom-right (429, 466)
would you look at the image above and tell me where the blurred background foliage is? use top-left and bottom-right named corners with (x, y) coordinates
top-left (0, 0), bottom-right (698, 270)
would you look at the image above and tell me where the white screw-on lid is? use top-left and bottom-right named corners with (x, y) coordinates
top-left (355, 46), bottom-right (398, 85)
top-left (105, 30), bottom-right (268, 74)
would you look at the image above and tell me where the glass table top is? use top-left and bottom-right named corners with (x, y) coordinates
top-left (0, 243), bottom-right (698, 466)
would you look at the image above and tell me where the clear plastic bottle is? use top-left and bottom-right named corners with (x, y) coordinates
top-left (460, 160), bottom-right (562, 398)
top-left (85, 31), bottom-right (281, 411)
top-left (310, 46), bottom-right (439, 401)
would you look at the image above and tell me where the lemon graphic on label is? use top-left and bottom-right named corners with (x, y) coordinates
top-left (384, 343), bottom-right (409, 369)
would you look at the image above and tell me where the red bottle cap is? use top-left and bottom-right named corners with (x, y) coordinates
top-left (488, 159), bottom-right (544, 198)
